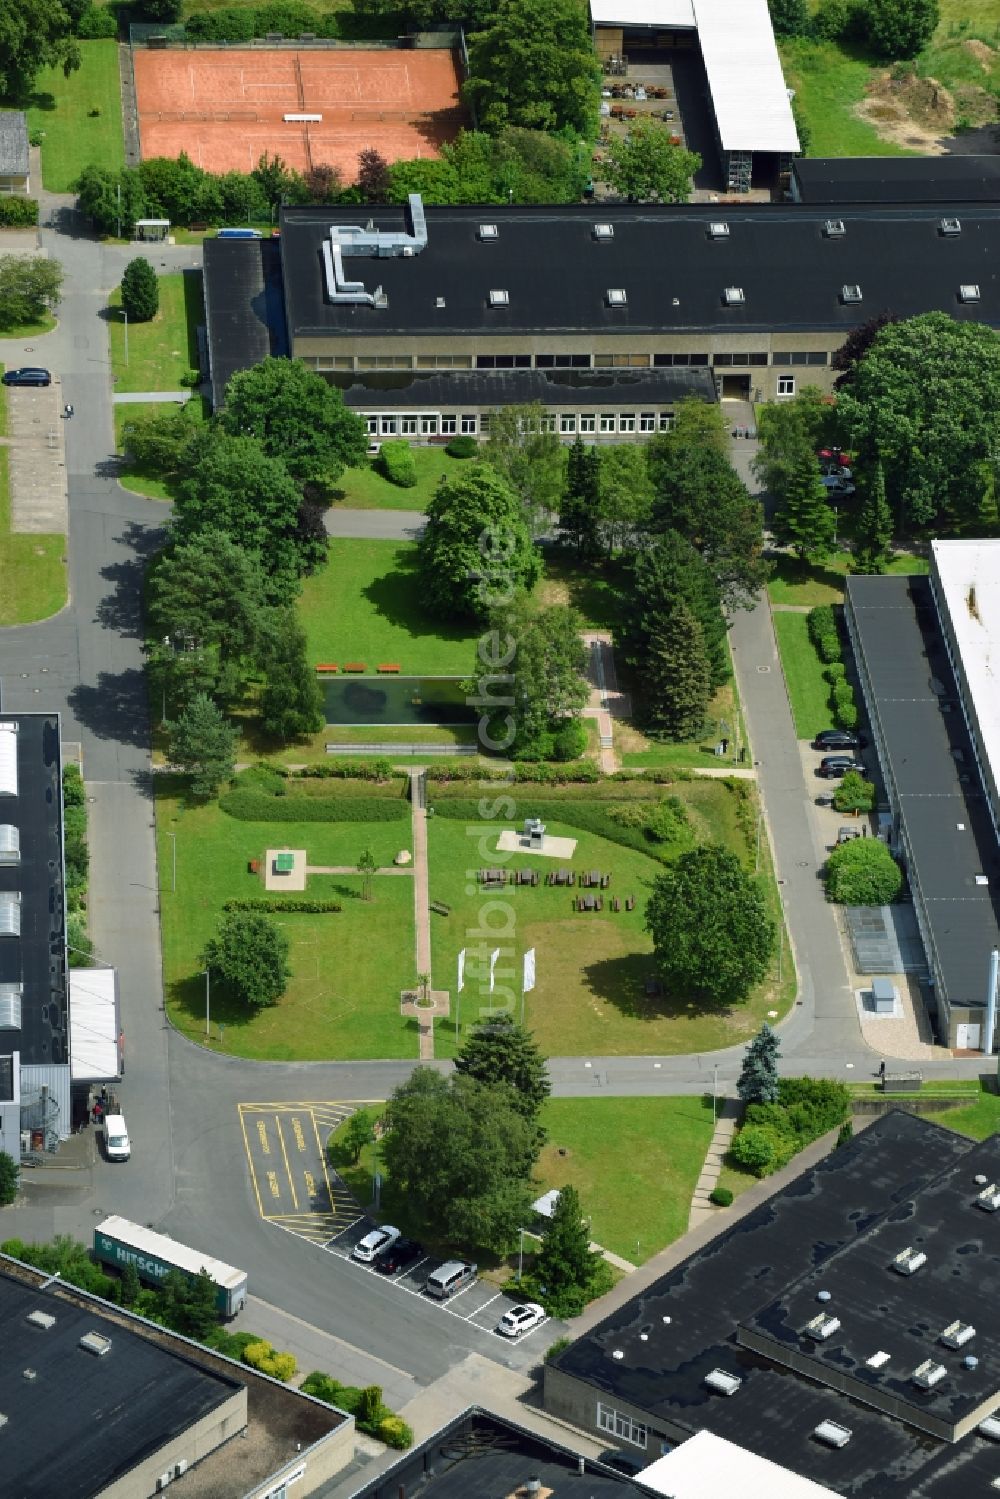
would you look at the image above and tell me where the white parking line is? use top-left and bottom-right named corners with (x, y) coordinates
top-left (462, 1289), bottom-right (504, 1322)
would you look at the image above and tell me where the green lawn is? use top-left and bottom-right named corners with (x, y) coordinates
top-left (426, 782), bottom-right (792, 1060)
top-left (157, 787), bottom-right (420, 1059)
top-left (25, 41), bottom-right (124, 192)
top-left (933, 1087), bottom-right (1000, 1141)
top-left (617, 673), bottom-right (748, 770)
top-left (535, 1097), bottom-right (715, 1263)
top-left (0, 398), bottom-right (67, 625)
top-left (299, 538), bottom-right (477, 677)
top-left (535, 553), bottom-right (623, 632)
top-left (768, 552), bottom-right (930, 608)
top-left (114, 399), bottom-right (207, 500)
top-left (773, 610), bottom-right (835, 740)
top-left (108, 272), bottom-right (203, 393)
top-left (332, 449), bottom-right (470, 512)
top-left (780, 38), bottom-right (917, 158)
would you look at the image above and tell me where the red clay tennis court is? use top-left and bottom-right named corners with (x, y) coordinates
top-left (133, 47), bottom-right (465, 179)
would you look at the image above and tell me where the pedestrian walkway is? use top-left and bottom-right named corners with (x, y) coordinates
top-left (307, 864), bottom-right (412, 877)
top-left (112, 390), bottom-right (193, 403)
top-left (408, 768), bottom-right (440, 1061)
top-left (687, 1097), bottom-right (738, 1231)
top-left (582, 633), bottom-right (629, 773)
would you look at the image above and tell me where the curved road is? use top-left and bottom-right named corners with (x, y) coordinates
top-left (0, 202), bottom-right (987, 1394)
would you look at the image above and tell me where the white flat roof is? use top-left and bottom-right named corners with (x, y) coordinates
top-left (69, 966), bottom-right (120, 1082)
top-left (638, 1431), bottom-right (837, 1497)
top-left (591, 0), bottom-right (695, 26)
top-left (693, 0), bottom-right (799, 153)
top-left (932, 539), bottom-right (1000, 810)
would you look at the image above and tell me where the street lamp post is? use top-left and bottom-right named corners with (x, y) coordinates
top-left (204, 967), bottom-right (211, 1038)
top-left (518, 1227), bottom-right (525, 1284)
top-left (166, 830), bottom-right (176, 894)
top-left (713, 1064), bottom-right (719, 1124)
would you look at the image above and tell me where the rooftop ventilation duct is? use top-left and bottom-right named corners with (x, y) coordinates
top-left (841, 284), bottom-right (863, 304)
top-left (322, 194), bottom-right (426, 307)
top-left (79, 1331), bottom-right (112, 1357)
top-left (824, 219), bottom-right (846, 238)
top-left (805, 1313), bottom-right (841, 1341)
top-left (979, 1416), bottom-right (1000, 1441)
top-left (0, 893), bottom-right (21, 938)
top-left (940, 217), bottom-right (962, 235)
top-left (980, 1184), bottom-right (1000, 1213)
top-left (723, 286), bottom-right (745, 306)
top-left (27, 1311), bottom-right (55, 1330)
top-left (912, 1359), bottom-right (947, 1390)
top-left (708, 221), bottom-right (729, 239)
top-left (0, 824), bottom-right (18, 863)
top-left (478, 223), bottom-right (498, 240)
top-left (607, 288), bottom-right (627, 306)
top-left (893, 1246), bottom-right (927, 1275)
top-left (866, 1350), bottom-right (890, 1369)
top-left (960, 284), bottom-right (981, 303)
top-left (941, 1320), bottom-right (975, 1349)
top-left (0, 985), bottom-right (23, 1030)
top-left (489, 289), bottom-right (510, 307)
top-left (703, 1368), bottom-right (741, 1396)
top-left (814, 1420), bottom-right (852, 1448)
top-left (593, 223), bottom-right (614, 240)
top-left (0, 724), bottom-right (17, 798)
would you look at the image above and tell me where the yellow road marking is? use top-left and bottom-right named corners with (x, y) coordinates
top-left (274, 1114), bottom-right (299, 1210)
top-left (238, 1106), bottom-right (266, 1221)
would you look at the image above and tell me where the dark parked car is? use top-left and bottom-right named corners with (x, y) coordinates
top-left (813, 729), bottom-right (868, 751)
top-left (818, 755), bottom-right (867, 779)
top-left (2, 367), bottom-right (51, 387)
top-left (374, 1237), bottom-right (423, 1275)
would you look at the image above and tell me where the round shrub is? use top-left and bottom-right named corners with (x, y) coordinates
top-left (730, 1125), bottom-right (778, 1177)
top-left (377, 1416), bottom-right (414, 1449)
top-left (445, 434), bottom-right (478, 458)
top-left (551, 718), bottom-right (588, 761)
top-left (378, 438), bottom-right (418, 487)
top-left (709, 1185), bottom-right (733, 1207)
top-left (825, 838), bottom-right (903, 905)
top-left (824, 662), bottom-right (846, 683)
top-left (76, 3), bottom-right (119, 36)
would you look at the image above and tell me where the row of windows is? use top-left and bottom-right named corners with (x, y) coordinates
top-left (362, 411), bottom-right (676, 437)
top-left (311, 350), bottom-right (830, 373)
top-left (597, 1403), bottom-right (647, 1450)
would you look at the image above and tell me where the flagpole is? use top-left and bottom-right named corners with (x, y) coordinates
top-left (520, 982), bottom-right (525, 1026)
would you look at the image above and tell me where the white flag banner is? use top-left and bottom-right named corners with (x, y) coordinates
top-left (489, 947), bottom-right (501, 994)
top-left (457, 948), bottom-right (466, 994)
top-left (523, 948), bottom-right (536, 994)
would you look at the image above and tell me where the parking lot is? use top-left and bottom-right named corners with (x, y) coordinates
top-left (325, 1217), bottom-right (552, 1347)
top-left (239, 1101), bottom-right (368, 1244)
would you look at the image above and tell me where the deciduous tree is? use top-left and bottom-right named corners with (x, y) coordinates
top-left (464, 0), bottom-right (601, 137)
top-left (862, 0), bottom-right (938, 59)
top-left (737, 1023), bottom-right (781, 1104)
top-left (0, 1150), bottom-right (18, 1206)
top-left (484, 402), bottom-right (567, 528)
top-left (596, 443), bottom-right (654, 555)
top-left (480, 593), bottom-right (588, 758)
top-left (120, 256), bottom-right (159, 323)
top-left (645, 845), bottom-right (775, 1007)
top-left (220, 356), bottom-right (367, 488)
top-left (357, 846), bottom-right (377, 902)
top-left (120, 401), bottom-right (199, 477)
top-left (357, 146), bottom-right (390, 201)
top-left (417, 463), bottom-right (540, 620)
top-left (0, 254), bottom-right (63, 329)
top-left (825, 838), bottom-right (904, 904)
top-left (173, 431), bottom-right (307, 584)
top-left (381, 1069), bottom-right (538, 1254)
top-left (203, 910), bottom-right (291, 1009)
top-left (601, 120), bottom-right (700, 203)
top-left (0, 0), bottom-right (80, 99)
top-left (455, 1013), bottom-right (550, 1121)
top-left (165, 691), bottom-right (238, 798)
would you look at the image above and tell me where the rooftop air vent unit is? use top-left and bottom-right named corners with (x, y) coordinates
top-left (814, 1420), bottom-right (852, 1449)
top-left (723, 286), bottom-right (745, 306)
top-left (960, 284), bottom-right (981, 303)
top-left (866, 1350), bottom-right (891, 1369)
top-left (0, 724), bottom-right (17, 799)
top-left (977, 1183), bottom-right (1000, 1212)
top-left (488, 289), bottom-right (509, 307)
top-left (980, 1416), bottom-right (1000, 1441)
top-left (805, 1313), bottom-right (842, 1341)
top-left (704, 1368), bottom-right (742, 1396)
top-left (824, 219), bottom-right (846, 238)
top-left (79, 1331), bottom-right (112, 1357)
top-left (940, 217), bottom-right (962, 235)
top-left (708, 222), bottom-right (729, 239)
top-left (941, 1320), bottom-right (976, 1350)
top-left (893, 1246), bottom-right (927, 1275)
top-left (0, 981), bottom-right (23, 1030)
top-left (841, 284), bottom-right (863, 304)
top-left (27, 1311), bottom-right (56, 1330)
top-left (816, 1290), bottom-right (832, 1304)
top-left (611, 1349), bottom-right (624, 1360)
top-left (435, 296), bottom-right (446, 309)
top-left (607, 288), bottom-right (627, 306)
top-left (373, 288), bottom-right (388, 308)
top-left (0, 824), bottom-right (19, 863)
top-left (478, 223), bottom-right (498, 241)
top-left (912, 1360), bottom-right (947, 1390)
top-left (0, 893), bottom-right (21, 939)
top-left (593, 223), bottom-right (614, 241)
top-left (22, 1369), bottom-right (36, 1381)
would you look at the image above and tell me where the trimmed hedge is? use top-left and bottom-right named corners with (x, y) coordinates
top-left (732, 1077), bottom-right (851, 1177)
top-left (445, 434), bottom-right (478, 458)
top-left (222, 898), bottom-right (342, 913)
top-left (242, 1340), bottom-right (297, 1382)
top-left (378, 438), bottom-right (418, 488)
top-left (808, 603), bottom-right (841, 664)
top-left (288, 759), bottom-right (396, 781)
top-left (429, 760), bottom-right (600, 785)
top-left (219, 790), bottom-right (406, 823)
top-left (300, 1372), bottom-right (414, 1449)
top-left (431, 796), bottom-right (688, 860)
top-left (186, 3), bottom-right (340, 40)
top-left (0, 197), bottom-right (39, 227)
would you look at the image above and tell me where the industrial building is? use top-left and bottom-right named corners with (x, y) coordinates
top-left (846, 541), bottom-right (1000, 1051)
top-left (0, 1254), bottom-right (353, 1498)
top-left (544, 1111), bottom-right (1000, 1496)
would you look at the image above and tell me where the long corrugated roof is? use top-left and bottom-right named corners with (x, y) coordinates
top-left (590, 0), bottom-right (695, 26)
top-left (692, 0), bottom-right (799, 153)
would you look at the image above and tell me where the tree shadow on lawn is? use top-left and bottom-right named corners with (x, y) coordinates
top-left (361, 553), bottom-right (474, 656)
top-left (169, 971), bottom-right (258, 1034)
top-left (769, 554), bottom-right (849, 599)
top-left (582, 952), bottom-right (737, 1026)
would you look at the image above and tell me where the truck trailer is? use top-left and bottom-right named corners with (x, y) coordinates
top-left (93, 1215), bottom-right (248, 1319)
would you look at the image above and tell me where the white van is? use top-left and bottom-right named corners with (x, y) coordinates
top-left (424, 1260), bottom-right (477, 1299)
top-left (104, 1114), bottom-right (131, 1162)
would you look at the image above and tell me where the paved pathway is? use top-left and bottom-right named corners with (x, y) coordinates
top-left (307, 865), bottom-right (412, 877)
top-left (408, 769), bottom-right (437, 1060)
top-left (688, 1098), bottom-right (738, 1231)
top-left (113, 390), bottom-right (192, 403)
top-left (325, 507), bottom-right (425, 541)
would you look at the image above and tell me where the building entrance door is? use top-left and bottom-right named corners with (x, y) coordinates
top-left (956, 1023), bottom-right (981, 1049)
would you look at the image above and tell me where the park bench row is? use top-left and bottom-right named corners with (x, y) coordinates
top-left (316, 662), bottom-right (401, 673)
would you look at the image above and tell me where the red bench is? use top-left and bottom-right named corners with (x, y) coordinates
top-left (377, 663), bottom-right (401, 673)
top-left (344, 662), bottom-right (366, 673)
top-left (316, 663), bottom-right (339, 673)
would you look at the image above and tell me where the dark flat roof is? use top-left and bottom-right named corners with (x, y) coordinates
top-left (332, 366), bottom-right (717, 408)
top-left (279, 201), bottom-right (1000, 340)
top-left (550, 1112), bottom-right (1000, 1496)
top-left (343, 1408), bottom-right (650, 1498)
top-left (0, 111), bottom-right (28, 177)
top-left (846, 574), bottom-right (1000, 1015)
top-left (792, 156), bottom-right (1000, 204)
top-left (204, 238), bottom-right (287, 408)
top-left (0, 1270), bottom-right (240, 1499)
top-left (0, 714), bottom-right (67, 1064)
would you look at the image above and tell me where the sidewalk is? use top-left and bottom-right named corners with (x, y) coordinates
top-left (687, 1097), bottom-right (738, 1230)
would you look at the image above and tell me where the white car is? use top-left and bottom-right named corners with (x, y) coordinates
top-left (352, 1225), bottom-right (401, 1263)
top-left (497, 1302), bottom-right (545, 1337)
top-left (820, 474), bottom-right (856, 496)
